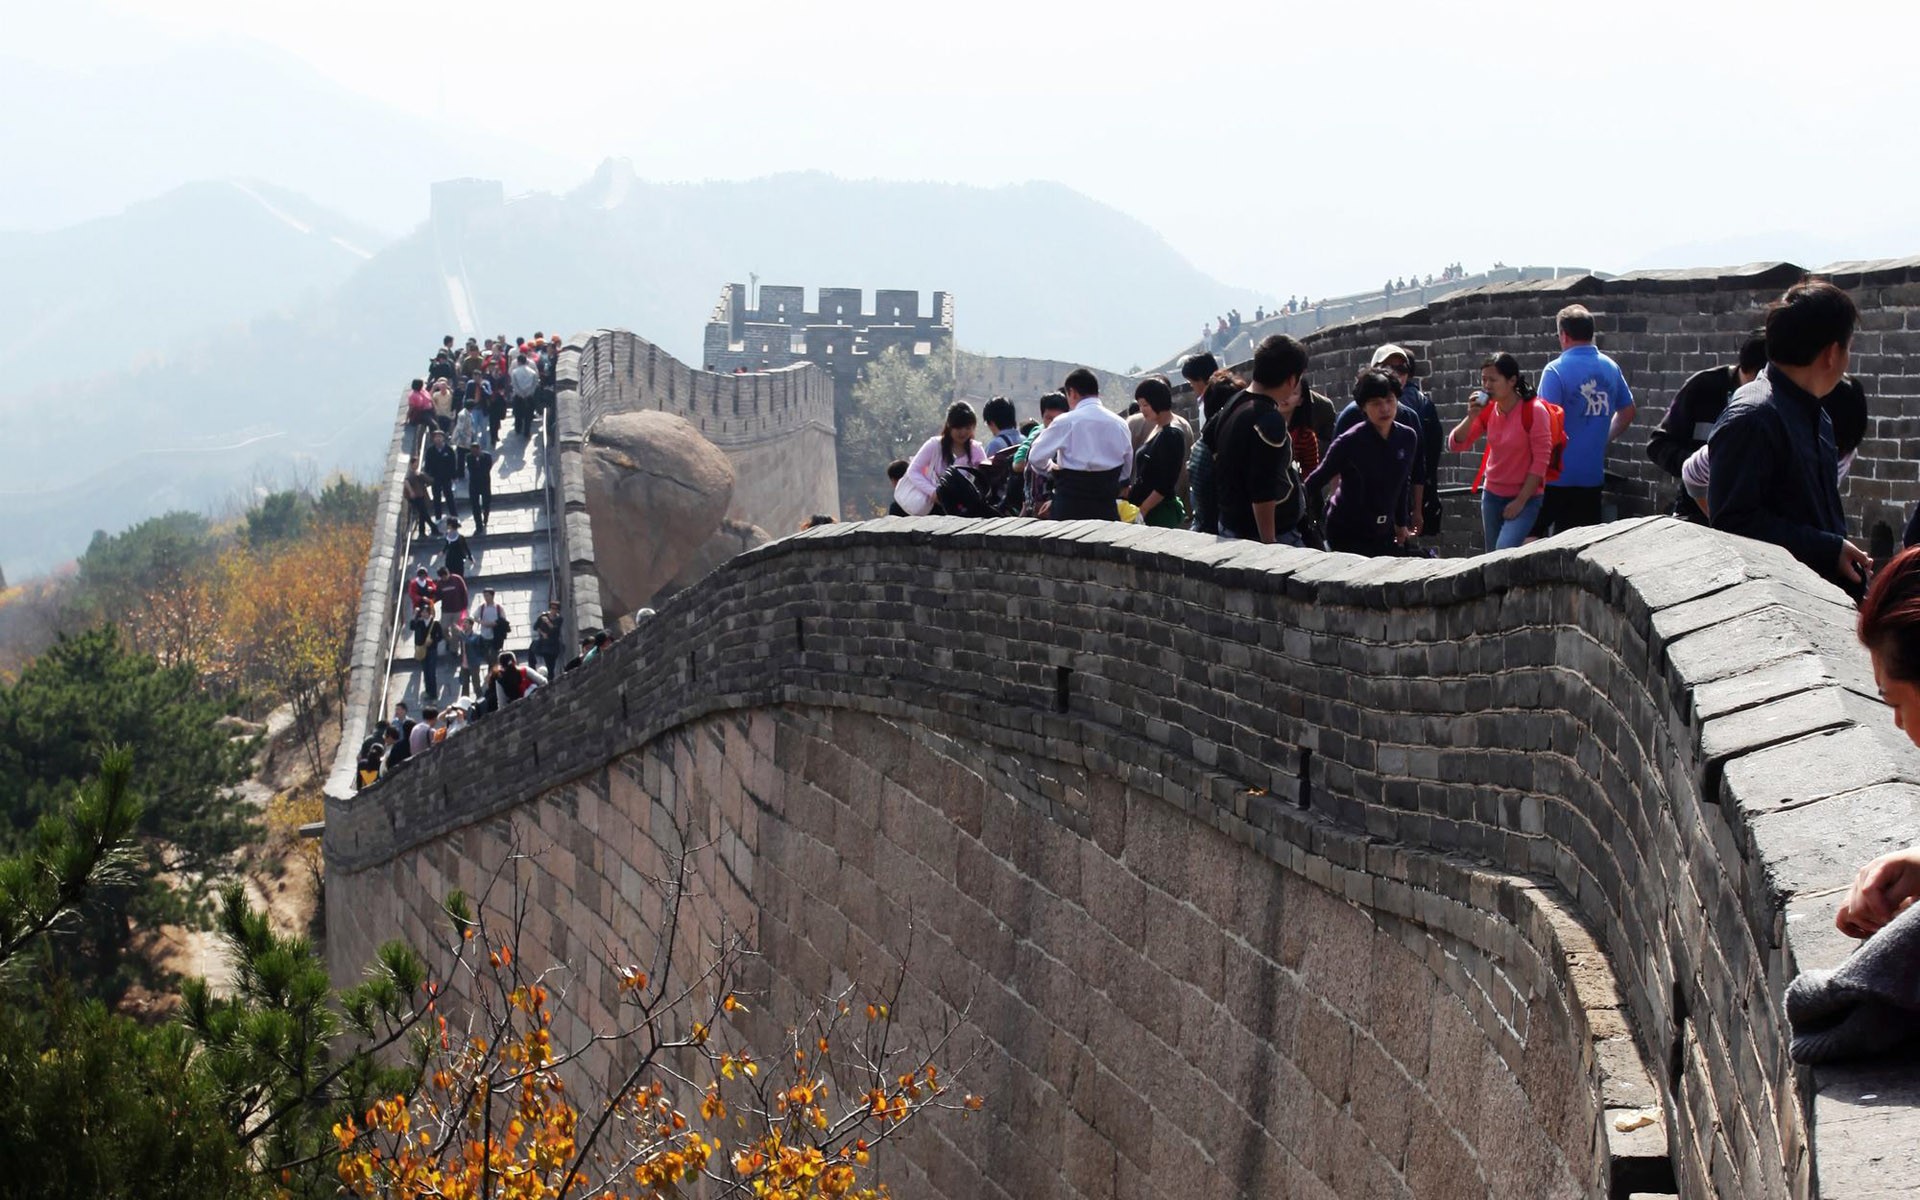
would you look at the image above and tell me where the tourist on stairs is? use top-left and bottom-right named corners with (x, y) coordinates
top-left (423, 429), bottom-right (462, 522)
top-left (410, 601), bottom-right (445, 700)
top-left (466, 443), bottom-right (494, 532)
top-left (441, 517), bottom-right (473, 579)
top-left (510, 353), bottom-right (541, 439)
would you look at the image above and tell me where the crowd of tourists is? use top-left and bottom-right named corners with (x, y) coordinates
top-left (357, 332), bottom-right (614, 789)
top-left (896, 280), bottom-right (1903, 599)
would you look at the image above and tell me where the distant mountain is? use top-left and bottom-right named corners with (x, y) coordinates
top-left (0, 38), bottom-right (582, 235)
top-left (0, 180), bottom-right (388, 394)
top-left (0, 165), bottom-right (1263, 576)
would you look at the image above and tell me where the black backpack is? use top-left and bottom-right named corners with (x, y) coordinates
top-left (934, 466), bottom-right (1003, 519)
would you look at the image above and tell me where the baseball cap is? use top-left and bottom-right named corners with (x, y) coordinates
top-left (1370, 344), bottom-right (1413, 369)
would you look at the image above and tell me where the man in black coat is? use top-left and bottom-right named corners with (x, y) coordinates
top-left (1709, 281), bottom-right (1869, 597)
top-left (1649, 335), bottom-right (1767, 521)
top-left (466, 445), bottom-right (494, 531)
top-left (422, 430), bottom-right (462, 522)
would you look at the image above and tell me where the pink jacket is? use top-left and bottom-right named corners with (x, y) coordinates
top-left (1452, 398), bottom-right (1551, 496)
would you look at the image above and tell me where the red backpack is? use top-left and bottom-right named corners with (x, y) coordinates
top-left (1472, 397), bottom-right (1568, 490)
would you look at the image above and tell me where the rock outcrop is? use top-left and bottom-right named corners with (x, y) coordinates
top-left (580, 411), bottom-right (735, 618)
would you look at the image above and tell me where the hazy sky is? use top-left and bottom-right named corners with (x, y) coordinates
top-left (15, 0), bottom-right (1920, 299)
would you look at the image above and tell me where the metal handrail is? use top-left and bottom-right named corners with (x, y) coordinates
top-left (537, 392), bottom-right (562, 656)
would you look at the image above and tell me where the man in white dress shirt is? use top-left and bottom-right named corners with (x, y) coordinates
top-left (1025, 368), bottom-right (1134, 521)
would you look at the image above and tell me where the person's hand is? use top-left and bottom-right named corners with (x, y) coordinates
top-left (1838, 540), bottom-right (1871, 585)
top-left (1394, 526), bottom-right (1413, 545)
top-left (1837, 848), bottom-right (1920, 938)
top-left (1502, 498), bottom-right (1525, 521)
top-left (1406, 516), bottom-right (1421, 537)
top-left (1036, 500), bottom-right (1051, 518)
top-left (1129, 510), bottom-right (1145, 525)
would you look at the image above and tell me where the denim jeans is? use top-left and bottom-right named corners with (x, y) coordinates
top-left (1481, 491), bottom-right (1543, 551)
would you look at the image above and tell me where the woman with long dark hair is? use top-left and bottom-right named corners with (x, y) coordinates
top-left (1448, 353), bottom-right (1550, 550)
top-left (895, 401), bottom-right (986, 515)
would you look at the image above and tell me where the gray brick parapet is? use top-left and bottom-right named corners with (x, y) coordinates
top-left (326, 517), bottom-right (1920, 1197)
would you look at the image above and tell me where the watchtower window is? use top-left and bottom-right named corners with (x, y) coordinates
top-left (761, 343), bottom-right (770, 353)
top-left (892, 307), bottom-right (901, 318)
top-left (913, 341), bottom-right (932, 355)
top-left (835, 305), bottom-right (844, 316)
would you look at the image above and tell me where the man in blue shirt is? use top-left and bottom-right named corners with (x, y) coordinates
top-left (1536, 304), bottom-right (1635, 535)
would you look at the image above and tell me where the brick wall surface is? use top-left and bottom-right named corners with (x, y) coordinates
top-left (327, 516), bottom-right (1920, 1198)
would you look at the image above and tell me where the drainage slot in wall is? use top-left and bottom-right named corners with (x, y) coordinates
top-left (1297, 748), bottom-right (1314, 810)
top-left (795, 616), bottom-right (806, 654)
top-left (686, 652), bottom-right (697, 683)
top-left (1053, 666), bottom-right (1071, 714)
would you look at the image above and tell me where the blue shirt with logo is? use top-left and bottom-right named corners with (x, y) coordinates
top-left (1538, 344), bottom-right (1632, 488)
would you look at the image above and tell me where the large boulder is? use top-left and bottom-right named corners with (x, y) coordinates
top-left (659, 518), bottom-right (770, 601)
top-left (581, 411), bottom-right (734, 616)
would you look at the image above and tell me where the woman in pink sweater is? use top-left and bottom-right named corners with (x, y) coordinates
top-left (1447, 353), bottom-right (1551, 550)
top-left (896, 401), bottom-right (987, 515)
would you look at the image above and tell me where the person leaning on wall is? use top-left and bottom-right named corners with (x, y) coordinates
top-left (1833, 546), bottom-right (1920, 937)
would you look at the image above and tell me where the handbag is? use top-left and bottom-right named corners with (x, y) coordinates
top-left (892, 472), bottom-right (936, 516)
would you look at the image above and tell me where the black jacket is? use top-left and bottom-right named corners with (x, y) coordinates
top-left (423, 442), bottom-right (460, 483)
top-left (1649, 364), bottom-right (1742, 479)
top-left (1707, 366), bottom-right (1849, 589)
top-left (443, 535), bottom-right (472, 578)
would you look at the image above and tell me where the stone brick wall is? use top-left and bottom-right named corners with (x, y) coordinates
top-left (1241, 257), bottom-right (1920, 550)
top-left (327, 516), bottom-right (1920, 1197)
top-left (956, 356), bottom-right (1134, 417)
